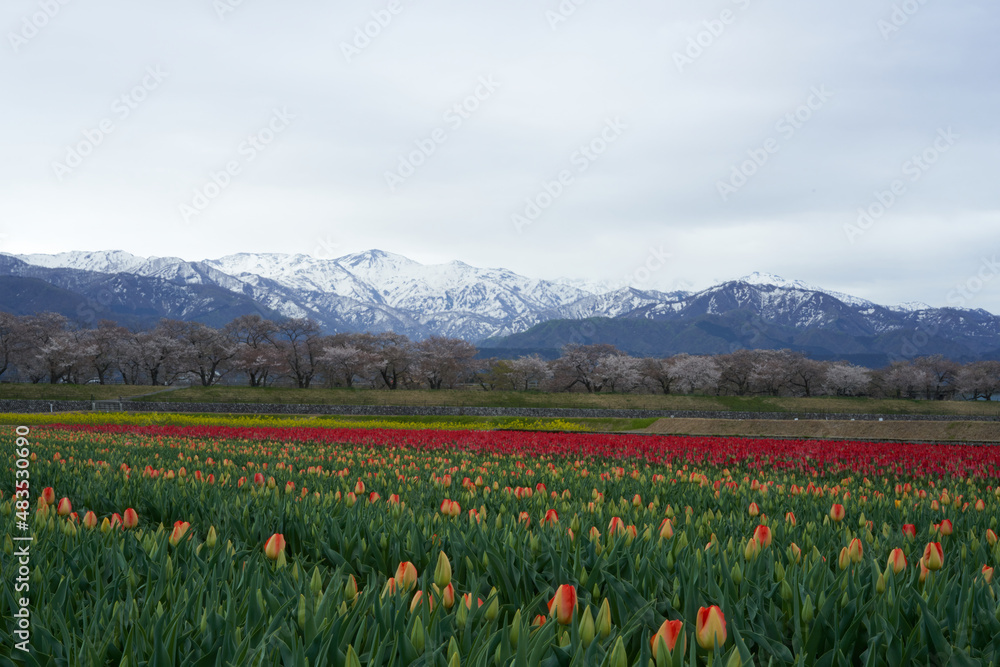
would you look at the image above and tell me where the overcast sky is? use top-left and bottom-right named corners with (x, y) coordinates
top-left (1, 0), bottom-right (998, 311)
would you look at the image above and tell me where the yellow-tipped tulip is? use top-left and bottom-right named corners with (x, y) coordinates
top-left (696, 606), bottom-right (727, 650)
top-left (264, 533), bottom-right (286, 560)
top-left (923, 542), bottom-right (944, 570)
top-left (887, 548), bottom-right (907, 574)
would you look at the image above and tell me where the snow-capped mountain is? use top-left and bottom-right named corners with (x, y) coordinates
top-left (2, 250), bottom-right (999, 362)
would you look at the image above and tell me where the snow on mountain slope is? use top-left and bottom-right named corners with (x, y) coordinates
top-left (7, 249), bottom-right (986, 343)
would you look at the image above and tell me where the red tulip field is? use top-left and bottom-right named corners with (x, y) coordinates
top-left (3, 423), bottom-right (1000, 665)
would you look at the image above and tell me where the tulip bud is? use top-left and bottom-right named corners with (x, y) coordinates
top-left (983, 565), bottom-right (994, 584)
top-left (801, 595), bottom-right (815, 623)
top-left (345, 574), bottom-right (358, 601)
top-left (345, 645), bottom-right (361, 667)
top-left (509, 609), bottom-right (522, 648)
top-left (838, 547), bottom-right (850, 570)
top-left (100, 517), bottom-right (112, 533)
top-left (579, 606), bottom-right (596, 647)
top-left (435, 551), bottom-right (452, 588)
top-left (485, 587), bottom-right (499, 621)
top-left (987, 529), bottom-right (998, 547)
top-left (205, 526), bottom-right (217, 549)
top-left (744, 538), bottom-right (760, 562)
top-left (608, 636), bottom-right (628, 667)
top-left (596, 598), bottom-right (612, 638)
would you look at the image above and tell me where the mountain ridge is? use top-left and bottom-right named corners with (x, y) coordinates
top-left (1, 249), bottom-right (998, 363)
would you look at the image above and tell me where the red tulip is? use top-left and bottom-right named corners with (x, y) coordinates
top-left (748, 502), bottom-right (760, 517)
top-left (82, 511), bottom-right (97, 529)
top-left (169, 521), bottom-right (190, 547)
top-left (938, 519), bottom-right (953, 536)
top-left (253, 472), bottom-right (265, 485)
top-left (651, 619), bottom-right (684, 655)
top-left (695, 606), bottom-right (727, 650)
top-left (753, 525), bottom-right (772, 547)
top-left (608, 516), bottom-right (626, 536)
top-left (902, 524), bottom-right (916, 539)
top-left (829, 504), bottom-right (845, 522)
top-left (547, 585), bottom-right (577, 625)
top-left (42, 487), bottom-right (55, 506)
top-left (541, 509), bottom-right (559, 526)
top-left (264, 533), bottom-right (286, 560)
top-left (123, 508), bottom-right (138, 529)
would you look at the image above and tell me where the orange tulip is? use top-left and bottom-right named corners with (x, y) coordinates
top-left (437, 582), bottom-right (455, 609)
top-left (409, 590), bottom-right (432, 613)
top-left (887, 548), bottom-right (907, 574)
top-left (396, 561), bottom-right (418, 592)
top-left (918, 557), bottom-right (930, 583)
top-left (123, 508), bottom-right (138, 529)
top-left (354, 479), bottom-right (365, 495)
top-left (695, 606), bottom-right (727, 650)
top-left (169, 520), bottom-right (190, 547)
top-left (547, 585), bottom-right (577, 625)
top-left (651, 619), bottom-right (684, 654)
top-left (82, 511), bottom-right (97, 529)
top-left (57, 497), bottom-right (72, 517)
top-left (923, 542), bottom-right (943, 570)
top-left (264, 533), bottom-right (286, 560)
top-left (829, 504), bottom-right (845, 522)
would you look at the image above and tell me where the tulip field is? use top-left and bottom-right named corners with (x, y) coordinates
top-left (3, 424), bottom-right (1000, 666)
